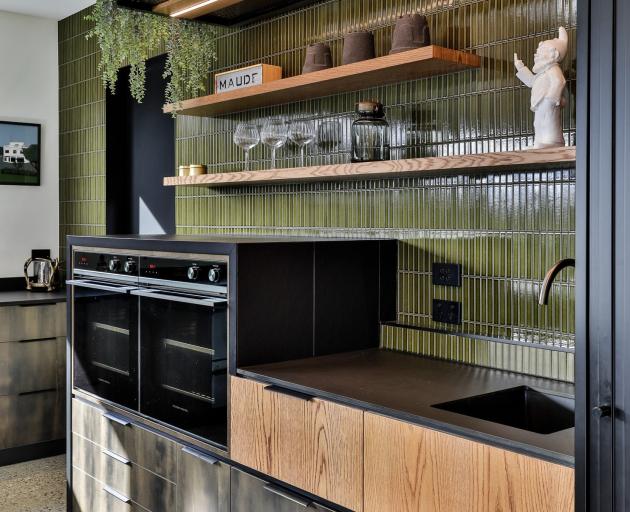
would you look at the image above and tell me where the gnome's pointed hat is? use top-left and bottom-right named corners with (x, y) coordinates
top-left (548, 26), bottom-right (569, 61)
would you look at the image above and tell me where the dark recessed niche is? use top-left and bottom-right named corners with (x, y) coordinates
top-left (106, 54), bottom-right (175, 236)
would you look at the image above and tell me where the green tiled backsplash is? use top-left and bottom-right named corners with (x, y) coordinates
top-left (59, 0), bottom-right (576, 381)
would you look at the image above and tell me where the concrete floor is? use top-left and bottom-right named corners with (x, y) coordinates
top-left (0, 455), bottom-right (66, 512)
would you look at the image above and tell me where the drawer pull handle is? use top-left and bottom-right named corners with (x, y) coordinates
top-left (103, 411), bottom-right (131, 427)
top-left (102, 448), bottom-right (131, 465)
top-left (264, 385), bottom-right (313, 401)
top-left (18, 388), bottom-right (56, 396)
top-left (18, 337), bottom-right (57, 344)
top-left (103, 485), bottom-right (131, 504)
top-left (18, 302), bottom-right (57, 308)
top-left (263, 484), bottom-right (312, 508)
top-left (182, 446), bottom-right (220, 465)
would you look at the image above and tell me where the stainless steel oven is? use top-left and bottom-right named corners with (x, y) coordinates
top-left (136, 256), bottom-right (228, 446)
top-left (70, 249), bottom-right (229, 448)
top-left (69, 253), bottom-right (139, 410)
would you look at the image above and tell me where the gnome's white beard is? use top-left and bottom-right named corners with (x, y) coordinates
top-left (532, 58), bottom-right (555, 74)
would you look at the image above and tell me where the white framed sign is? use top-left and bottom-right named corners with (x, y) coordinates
top-left (214, 64), bottom-right (282, 94)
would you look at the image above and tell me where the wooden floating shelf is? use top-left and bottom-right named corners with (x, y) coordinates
top-left (164, 147), bottom-right (576, 188)
top-left (163, 46), bottom-right (481, 117)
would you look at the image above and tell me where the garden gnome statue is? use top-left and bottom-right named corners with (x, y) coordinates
top-left (514, 27), bottom-right (568, 149)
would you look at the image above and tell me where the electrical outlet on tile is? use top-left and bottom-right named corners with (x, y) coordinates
top-left (432, 262), bottom-right (462, 287)
top-left (432, 299), bottom-right (462, 325)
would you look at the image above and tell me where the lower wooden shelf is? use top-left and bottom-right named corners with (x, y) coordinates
top-left (163, 146), bottom-right (576, 188)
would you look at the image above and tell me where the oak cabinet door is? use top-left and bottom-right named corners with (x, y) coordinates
top-left (177, 445), bottom-right (230, 512)
top-left (364, 412), bottom-right (575, 512)
top-left (230, 376), bottom-right (363, 511)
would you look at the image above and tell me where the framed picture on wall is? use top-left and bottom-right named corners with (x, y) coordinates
top-left (0, 121), bottom-right (41, 186)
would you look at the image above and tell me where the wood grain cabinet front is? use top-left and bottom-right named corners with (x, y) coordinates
top-left (72, 398), bottom-right (178, 482)
top-left (230, 467), bottom-right (337, 512)
top-left (363, 412), bottom-right (575, 512)
top-left (72, 467), bottom-right (151, 512)
top-left (72, 433), bottom-right (176, 512)
top-left (0, 391), bottom-right (64, 449)
top-left (0, 302), bottom-right (66, 452)
top-left (0, 302), bottom-right (66, 343)
top-left (177, 445), bottom-right (230, 512)
top-left (0, 337), bottom-right (64, 395)
top-left (230, 377), bottom-right (364, 511)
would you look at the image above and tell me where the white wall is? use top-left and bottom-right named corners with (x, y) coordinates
top-left (0, 11), bottom-right (59, 278)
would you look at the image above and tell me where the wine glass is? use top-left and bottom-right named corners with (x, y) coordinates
top-left (288, 119), bottom-right (316, 167)
top-left (317, 119), bottom-right (342, 165)
top-left (261, 117), bottom-right (288, 169)
top-left (233, 122), bottom-right (260, 171)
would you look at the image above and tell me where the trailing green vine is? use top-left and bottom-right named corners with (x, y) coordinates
top-left (86, 0), bottom-right (217, 109)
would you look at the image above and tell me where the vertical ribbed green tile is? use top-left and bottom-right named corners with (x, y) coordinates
top-left (58, 9), bottom-right (107, 264)
top-left (60, 0), bottom-right (577, 382)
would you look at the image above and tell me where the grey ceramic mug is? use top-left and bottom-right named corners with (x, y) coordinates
top-left (303, 43), bottom-right (333, 73)
top-left (342, 31), bottom-right (375, 65)
top-left (390, 14), bottom-right (431, 54)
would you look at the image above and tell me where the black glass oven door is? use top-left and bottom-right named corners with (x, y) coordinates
top-left (134, 288), bottom-right (227, 447)
top-left (70, 280), bottom-right (138, 410)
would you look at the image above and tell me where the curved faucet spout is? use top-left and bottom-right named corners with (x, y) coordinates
top-left (539, 258), bottom-right (575, 305)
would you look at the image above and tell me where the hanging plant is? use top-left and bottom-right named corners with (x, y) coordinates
top-left (86, 0), bottom-right (216, 108)
top-left (163, 19), bottom-right (217, 110)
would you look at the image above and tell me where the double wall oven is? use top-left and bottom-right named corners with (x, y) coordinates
top-left (69, 249), bottom-right (229, 448)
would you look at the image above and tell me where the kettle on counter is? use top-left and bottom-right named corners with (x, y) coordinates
top-left (24, 257), bottom-right (60, 292)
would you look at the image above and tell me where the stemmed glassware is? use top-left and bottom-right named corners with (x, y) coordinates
top-left (288, 119), bottom-right (316, 167)
top-left (233, 122), bottom-right (260, 171)
top-left (261, 117), bottom-right (288, 169)
top-left (317, 119), bottom-right (342, 165)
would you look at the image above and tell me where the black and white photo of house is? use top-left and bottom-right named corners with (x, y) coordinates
top-left (0, 121), bottom-right (40, 185)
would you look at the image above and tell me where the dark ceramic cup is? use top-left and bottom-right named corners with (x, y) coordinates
top-left (342, 31), bottom-right (375, 65)
top-left (390, 14), bottom-right (431, 54)
top-left (302, 43), bottom-right (333, 73)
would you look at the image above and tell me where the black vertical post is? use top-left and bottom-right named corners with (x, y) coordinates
top-left (576, 0), bottom-right (630, 510)
top-left (613, 0), bottom-right (630, 510)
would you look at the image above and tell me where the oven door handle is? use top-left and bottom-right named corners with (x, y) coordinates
top-left (130, 289), bottom-right (227, 307)
top-left (66, 279), bottom-right (138, 293)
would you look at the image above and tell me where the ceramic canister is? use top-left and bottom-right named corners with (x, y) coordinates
top-left (189, 164), bottom-right (207, 176)
top-left (342, 31), bottom-right (375, 65)
top-left (390, 14), bottom-right (431, 54)
top-left (302, 43), bottom-right (333, 73)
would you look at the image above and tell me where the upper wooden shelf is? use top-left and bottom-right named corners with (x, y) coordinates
top-left (163, 46), bottom-right (481, 117)
top-left (164, 147), bottom-right (576, 188)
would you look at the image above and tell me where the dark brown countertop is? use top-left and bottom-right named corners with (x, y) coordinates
top-left (0, 289), bottom-right (67, 306)
top-left (238, 349), bottom-right (575, 467)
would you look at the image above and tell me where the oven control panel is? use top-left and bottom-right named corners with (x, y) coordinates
top-left (74, 252), bottom-right (139, 276)
top-left (140, 257), bottom-right (227, 286)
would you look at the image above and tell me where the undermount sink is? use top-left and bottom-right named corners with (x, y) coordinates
top-left (431, 386), bottom-right (575, 435)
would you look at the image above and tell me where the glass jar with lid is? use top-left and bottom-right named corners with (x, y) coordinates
top-left (351, 100), bottom-right (390, 162)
